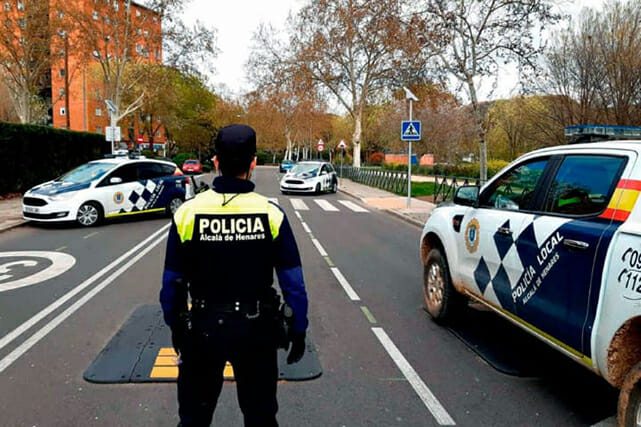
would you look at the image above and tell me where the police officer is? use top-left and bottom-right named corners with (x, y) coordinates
top-left (160, 124), bottom-right (308, 427)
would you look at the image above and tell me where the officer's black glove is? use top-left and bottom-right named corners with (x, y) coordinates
top-left (171, 313), bottom-right (190, 354)
top-left (286, 331), bottom-right (306, 364)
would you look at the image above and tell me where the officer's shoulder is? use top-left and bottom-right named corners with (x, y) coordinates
top-left (174, 191), bottom-right (213, 218)
top-left (252, 192), bottom-right (286, 216)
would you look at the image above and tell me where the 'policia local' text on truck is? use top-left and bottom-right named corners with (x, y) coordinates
top-left (420, 141), bottom-right (641, 426)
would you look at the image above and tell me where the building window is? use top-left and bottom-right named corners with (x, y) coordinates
top-left (4, 3), bottom-right (10, 12)
top-left (59, 88), bottom-right (65, 96)
top-left (18, 18), bottom-right (25, 29)
top-left (59, 68), bottom-right (66, 77)
top-left (95, 108), bottom-right (102, 117)
top-left (136, 10), bottom-right (141, 17)
top-left (92, 11), bottom-right (99, 20)
top-left (60, 107), bottom-right (66, 116)
top-left (96, 127), bottom-right (103, 134)
top-left (17, 2), bottom-right (24, 11)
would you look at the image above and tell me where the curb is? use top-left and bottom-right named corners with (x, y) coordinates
top-left (383, 209), bottom-right (425, 228)
top-left (0, 219), bottom-right (27, 234)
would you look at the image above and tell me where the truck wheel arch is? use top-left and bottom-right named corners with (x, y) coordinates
top-left (421, 232), bottom-right (444, 265)
top-left (607, 316), bottom-right (641, 388)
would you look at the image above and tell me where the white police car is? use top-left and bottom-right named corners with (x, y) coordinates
top-left (23, 156), bottom-right (193, 227)
top-left (420, 141), bottom-right (641, 424)
top-left (279, 161), bottom-right (337, 194)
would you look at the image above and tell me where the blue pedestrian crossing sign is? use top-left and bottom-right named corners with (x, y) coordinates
top-left (401, 121), bottom-right (421, 141)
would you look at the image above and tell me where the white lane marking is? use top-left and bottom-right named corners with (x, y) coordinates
top-left (0, 224), bottom-right (170, 353)
top-left (0, 252), bottom-right (76, 292)
top-left (372, 327), bottom-right (456, 426)
top-left (268, 197), bottom-right (279, 205)
top-left (338, 200), bottom-right (369, 213)
top-left (294, 211), bottom-right (302, 220)
top-left (0, 233), bottom-right (168, 374)
top-left (314, 199), bottom-right (339, 212)
top-left (83, 232), bottom-right (99, 239)
top-left (290, 199), bottom-right (309, 211)
top-left (330, 267), bottom-right (360, 301)
top-left (55, 246), bottom-right (67, 252)
top-left (301, 222), bottom-right (311, 234)
top-left (311, 238), bottom-right (328, 257)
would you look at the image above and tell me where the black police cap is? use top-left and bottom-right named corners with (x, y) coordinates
top-left (214, 124), bottom-right (257, 159)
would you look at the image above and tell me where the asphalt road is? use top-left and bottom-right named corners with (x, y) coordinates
top-left (0, 166), bottom-right (619, 426)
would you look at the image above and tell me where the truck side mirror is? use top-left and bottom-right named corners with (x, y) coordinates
top-left (454, 185), bottom-right (479, 207)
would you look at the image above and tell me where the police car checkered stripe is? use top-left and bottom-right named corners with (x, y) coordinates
top-left (473, 215), bottom-right (572, 307)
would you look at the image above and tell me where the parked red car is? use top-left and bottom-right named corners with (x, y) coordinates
top-left (181, 159), bottom-right (203, 174)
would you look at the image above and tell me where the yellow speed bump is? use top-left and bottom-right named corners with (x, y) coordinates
top-left (150, 347), bottom-right (235, 380)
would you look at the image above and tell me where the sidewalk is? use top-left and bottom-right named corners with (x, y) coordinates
top-left (339, 178), bottom-right (435, 227)
top-left (0, 196), bottom-right (25, 233)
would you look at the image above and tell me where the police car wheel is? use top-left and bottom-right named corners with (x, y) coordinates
top-left (423, 248), bottom-right (461, 323)
top-left (76, 202), bottom-right (102, 227)
top-left (330, 179), bottom-right (337, 193)
top-left (167, 197), bottom-right (184, 216)
top-left (315, 183), bottom-right (321, 194)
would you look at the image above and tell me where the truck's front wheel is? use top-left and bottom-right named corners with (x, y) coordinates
top-left (423, 248), bottom-right (462, 323)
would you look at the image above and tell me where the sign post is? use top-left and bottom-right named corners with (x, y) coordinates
top-left (401, 87), bottom-right (420, 208)
top-left (338, 140), bottom-right (346, 183)
top-left (317, 139), bottom-right (324, 160)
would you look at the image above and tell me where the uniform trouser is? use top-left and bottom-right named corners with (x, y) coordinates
top-left (176, 314), bottom-right (279, 427)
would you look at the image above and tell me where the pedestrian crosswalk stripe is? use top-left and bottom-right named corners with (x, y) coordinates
top-left (314, 199), bottom-right (339, 212)
top-left (337, 200), bottom-right (369, 213)
top-left (290, 199), bottom-right (309, 211)
top-left (268, 197), bottom-right (279, 205)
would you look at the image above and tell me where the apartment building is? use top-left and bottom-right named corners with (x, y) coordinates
top-left (2, 0), bottom-right (165, 148)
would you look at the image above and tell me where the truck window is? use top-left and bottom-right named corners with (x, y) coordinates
top-left (543, 155), bottom-right (626, 216)
top-left (479, 158), bottom-right (548, 211)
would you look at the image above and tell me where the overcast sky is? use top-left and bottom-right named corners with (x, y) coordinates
top-left (182, 0), bottom-right (607, 100)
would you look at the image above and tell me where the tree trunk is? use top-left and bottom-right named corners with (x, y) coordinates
top-left (467, 77), bottom-right (487, 182)
top-left (352, 113), bottom-right (362, 167)
top-left (285, 130), bottom-right (294, 161)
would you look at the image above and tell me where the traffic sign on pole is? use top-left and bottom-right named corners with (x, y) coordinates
top-left (105, 126), bottom-right (121, 142)
top-left (338, 140), bottom-right (347, 150)
top-left (317, 139), bottom-right (325, 151)
top-left (401, 121), bottom-right (421, 141)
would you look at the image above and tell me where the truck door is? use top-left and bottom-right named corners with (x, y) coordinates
top-left (456, 157), bottom-right (550, 313)
top-left (513, 153), bottom-right (629, 356)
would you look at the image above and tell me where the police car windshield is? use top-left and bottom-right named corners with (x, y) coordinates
top-left (58, 162), bottom-right (115, 183)
top-left (290, 163), bottom-right (320, 176)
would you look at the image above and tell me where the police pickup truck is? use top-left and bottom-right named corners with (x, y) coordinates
top-left (420, 141), bottom-right (641, 425)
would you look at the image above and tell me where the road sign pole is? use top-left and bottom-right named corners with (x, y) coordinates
top-left (407, 99), bottom-right (413, 208)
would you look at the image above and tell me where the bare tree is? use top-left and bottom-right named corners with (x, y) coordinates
top-left (416, 0), bottom-right (560, 181)
top-left (248, 24), bottom-right (328, 161)
top-left (0, 0), bottom-right (53, 123)
top-left (288, 0), bottom-right (427, 167)
top-left (62, 0), bottom-right (216, 135)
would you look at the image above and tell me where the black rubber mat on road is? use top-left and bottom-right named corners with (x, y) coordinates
top-left (84, 305), bottom-right (322, 384)
top-left (445, 306), bottom-right (564, 377)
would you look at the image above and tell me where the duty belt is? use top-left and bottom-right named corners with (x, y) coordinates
top-left (191, 299), bottom-right (262, 319)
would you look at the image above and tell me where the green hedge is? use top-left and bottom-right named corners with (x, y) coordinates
top-left (383, 159), bottom-right (510, 179)
top-left (0, 122), bottom-right (110, 194)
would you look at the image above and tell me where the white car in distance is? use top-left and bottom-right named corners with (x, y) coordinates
top-left (279, 161), bottom-right (338, 194)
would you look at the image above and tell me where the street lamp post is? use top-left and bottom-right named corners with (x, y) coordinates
top-left (404, 87), bottom-right (419, 208)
